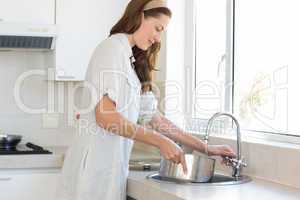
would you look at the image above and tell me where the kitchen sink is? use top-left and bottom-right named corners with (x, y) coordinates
top-left (147, 173), bottom-right (251, 186)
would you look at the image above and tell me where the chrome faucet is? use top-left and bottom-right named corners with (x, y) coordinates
top-left (205, 112), bottom-right (247, 178)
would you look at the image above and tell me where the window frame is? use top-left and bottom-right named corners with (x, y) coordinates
top-left (189, 0), bottom-right (300, 144)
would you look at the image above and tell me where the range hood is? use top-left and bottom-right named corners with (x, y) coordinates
top-left (0, 22), bottom-right (57, 51)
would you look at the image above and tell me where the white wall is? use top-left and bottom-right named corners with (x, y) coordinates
top-left (0, 51), bottom-right (75, 146)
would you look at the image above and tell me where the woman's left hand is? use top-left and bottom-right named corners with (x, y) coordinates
top-left (207, 145), bottom-right (236, 157)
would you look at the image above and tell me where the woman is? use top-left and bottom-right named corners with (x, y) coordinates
top-left (57, 0), bottom-right (235, 200)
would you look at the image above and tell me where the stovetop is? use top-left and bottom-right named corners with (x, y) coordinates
top-left (0, 142), bottom-right (52, 155)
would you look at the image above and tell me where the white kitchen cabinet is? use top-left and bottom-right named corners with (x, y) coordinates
top-left (0, 0), bottom-right (55, 24)
top-left (0, 169), bottom-right (60, 200)
top-left (53, 0), bottom-right (127, 81)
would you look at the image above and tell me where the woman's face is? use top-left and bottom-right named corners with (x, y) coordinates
top-left (133, 14), bottom-right (170, 50)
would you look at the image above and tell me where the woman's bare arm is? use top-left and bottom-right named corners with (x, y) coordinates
top-left (148, 112), bottom-right (208, 152)
top-left (95, 96), bottom-right (188, 172)
top-left (148, 112), bottom-right (236, 157)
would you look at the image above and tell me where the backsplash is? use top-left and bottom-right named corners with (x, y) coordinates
top-left (210, 136), bottom-right (300, 189)
top-left (0, 51), bottom-right (76, 146)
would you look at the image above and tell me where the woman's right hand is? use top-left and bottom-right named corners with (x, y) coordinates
top-left (158, 136), bottom-right (188, 174)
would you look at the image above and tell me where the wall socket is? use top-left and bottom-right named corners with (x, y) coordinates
top-left (42, 113), bottom-right (59, 128)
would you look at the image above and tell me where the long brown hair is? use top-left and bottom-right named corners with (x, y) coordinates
top-left (110, 0), bottom-right (172, 91)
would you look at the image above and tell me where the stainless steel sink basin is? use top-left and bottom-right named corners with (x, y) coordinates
top-left (147, 173), bottom-right (251, 186)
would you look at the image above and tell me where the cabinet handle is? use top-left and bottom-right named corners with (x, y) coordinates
top-left (0, 177), bottom-right (12, 181)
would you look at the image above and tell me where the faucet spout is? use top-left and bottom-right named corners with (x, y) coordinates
top-left (205, 112), bottom-right (246, 177)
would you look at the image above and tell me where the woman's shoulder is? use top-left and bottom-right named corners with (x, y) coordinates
top-left (94, 33), bottom-right (126, 56)
top-left (88, 34), bottom-right (128, 71)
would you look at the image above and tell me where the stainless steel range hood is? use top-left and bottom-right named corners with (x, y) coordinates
top-left (0, 22), bottom-right (57, 51)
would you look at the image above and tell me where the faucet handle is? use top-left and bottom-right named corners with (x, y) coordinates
top-left (223, 156), bottom-right (247, 168)
top-left (223, 156), bottom-right (247, 178)
top-left (222, 156), bottom-right (237, 167)
top-left (240, 157), bottom-right (247, 168)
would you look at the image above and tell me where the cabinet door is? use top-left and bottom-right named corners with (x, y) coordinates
top-left (0, 0), bottom-right (55, 24)
top-left (55, 0), bottom-right (126, 81)
top-left (0, 169), bottom-right (60, 200)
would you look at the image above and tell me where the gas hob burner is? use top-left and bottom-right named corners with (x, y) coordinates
top-left (0, 142), bottom-right (52, 155)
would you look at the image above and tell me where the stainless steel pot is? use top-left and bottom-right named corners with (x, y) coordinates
top-left (159, 151), bottom-right (216, 183)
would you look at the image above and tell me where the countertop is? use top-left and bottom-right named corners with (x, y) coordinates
top-left (0, 145), bottom-right (159, 169)
top-left (1, 146), bottom-right (300, 200)
top-left (127, 171), bottom-right (300, 200)
top-left (0, 146), bottom-right (67, 169)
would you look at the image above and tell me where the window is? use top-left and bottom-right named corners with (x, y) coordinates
top-left (234, 0), bottom-right (300, 136)
top-left (193, 0), bottom-right (300, 138)
top-left (193, 0), bottom-right (228, 119)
